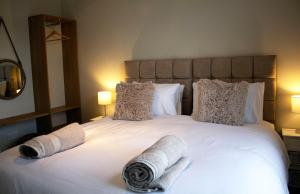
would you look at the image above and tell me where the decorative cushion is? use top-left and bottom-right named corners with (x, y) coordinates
top-left (193, 81), bottom-right (265, 124)
top-left (192, 79), bottom-right (249, 126)
top-left (113, 82), bottom-right (154, 121)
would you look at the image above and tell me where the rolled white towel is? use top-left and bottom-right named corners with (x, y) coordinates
top-left (123, 135), bottom-right (191, 192)
top-left (19, 123), bottom-right (85, 159)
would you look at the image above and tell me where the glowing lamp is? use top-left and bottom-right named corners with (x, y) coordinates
top-left (98, 91), bottom-right (112, 116)
top-left (291, 95), bottom-right (300, 113)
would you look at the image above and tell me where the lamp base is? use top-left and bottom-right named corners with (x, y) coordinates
top-left (103, 105), bottom-right (107, 116)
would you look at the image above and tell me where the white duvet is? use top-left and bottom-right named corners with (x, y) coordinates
top-left (0, 115), bottom-right (289, 194)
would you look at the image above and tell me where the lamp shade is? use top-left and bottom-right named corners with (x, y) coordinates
top-left (98, 91), bottom-right (112, 105)
top-left (291, 95), bottom-right (300, 113)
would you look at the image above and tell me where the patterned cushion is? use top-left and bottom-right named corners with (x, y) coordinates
top-left (192, 79), bottom-right (248, 126)
top-left (113, 82), bottom-right (154, 121)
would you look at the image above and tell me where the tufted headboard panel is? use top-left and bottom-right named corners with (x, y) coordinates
top-left (125, 55), bottom-right (276, 123)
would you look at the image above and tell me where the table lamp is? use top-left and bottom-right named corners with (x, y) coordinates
top-left (98, 91), bottom-right (112, 116)
top-left (291, 95), bottom-right (300, 114)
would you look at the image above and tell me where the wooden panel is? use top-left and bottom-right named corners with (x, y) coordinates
top-left (289, 169), bottom-right (300, 188)
top-left (44, 15), bottom-right (73, 23)
top-left (66, 108), bottom-right (82, 124)
top-left (50, 105), bottom-right (80, 114)
top-left (283, 136), bottom-right (300, 152)
top-left (29, 16), bottom-right (51, 113)
top-left (289, 151), bottom-right (300, 168)
top-left (61, 21), bottom-right (81, 108)
top-left (29, 15), bottom-right (52, 132)
top-left (0, 112), bottom-right (48, 127)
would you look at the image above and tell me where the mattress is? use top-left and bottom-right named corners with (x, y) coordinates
top-left (0, 115), bottom-right (289, 194)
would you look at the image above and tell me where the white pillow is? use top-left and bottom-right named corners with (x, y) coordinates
top-left (244, 82), bottom-right (265, 123)
top-left (192, 82), bottom-right (198, 113)
top-left (152, 83), bottom-right (181, 116)
top-left (176, 85), bottom-right (185, 115)
top-left (192, 81), bottom-right (265, 123)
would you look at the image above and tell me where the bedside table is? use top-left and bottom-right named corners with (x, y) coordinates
top-left (282, 128), bottom-right (300, 192)
top-left (90, 116), bottom-right (105, 121)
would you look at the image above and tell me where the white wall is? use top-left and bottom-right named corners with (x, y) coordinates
top-left (0, 0), bottom-right (62, 151)
top-left (62, 0), bottom-right (300, 130)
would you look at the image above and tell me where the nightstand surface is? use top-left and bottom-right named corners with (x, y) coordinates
top-left (283, 128), bottom-right (300, 137)
top-left (90, 116), bottom-right (105, 121)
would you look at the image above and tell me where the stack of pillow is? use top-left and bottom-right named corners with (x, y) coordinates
top-left (113, 79), bottom-right (264, 126)
top-left (192, 79), bottom-right (264, 125)
top-left (113, 82), bottom-right (184, 121)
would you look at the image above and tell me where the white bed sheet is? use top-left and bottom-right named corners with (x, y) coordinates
top-left (0, 115), bottom-right (289, 194)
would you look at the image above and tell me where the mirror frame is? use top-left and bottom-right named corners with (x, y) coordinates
top-left (0, 59), bottom-right (26, 100)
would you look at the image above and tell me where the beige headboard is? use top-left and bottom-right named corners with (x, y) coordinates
top-left (125, 55), bottom-right (276, 123)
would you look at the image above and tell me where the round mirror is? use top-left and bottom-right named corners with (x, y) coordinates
top-left (0, 59), bottom-right (26, 99)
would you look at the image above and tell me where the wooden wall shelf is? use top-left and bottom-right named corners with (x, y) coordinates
top-left (0, 14), bottom-right (81, 153)
top-left (0, 112), bottom-right (48, 127)
top-left (50, 105), bottom-right (80, 114)
top-left (28, 14), bottom-right (81, 134)
top-left (0, 15), bottom-right (81, 135)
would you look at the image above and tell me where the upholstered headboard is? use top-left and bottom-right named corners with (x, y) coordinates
top-left (125, 55), bottom-right (276, 123)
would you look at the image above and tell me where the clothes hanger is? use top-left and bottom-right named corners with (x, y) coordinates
top-left (45, 19), bottom-right (70, 42)
top-left (45, 30), bottom-right (70, 42)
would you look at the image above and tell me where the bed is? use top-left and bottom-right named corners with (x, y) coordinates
top-left (0, 116), bottom-right (289, 194)
top-left (0, 55), bottom-right (290, 194)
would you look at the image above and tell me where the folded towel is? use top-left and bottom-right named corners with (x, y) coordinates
top-left (19, 123), bottom-right (85, 159)
top-left (123, 135), bottom-right (191, 192)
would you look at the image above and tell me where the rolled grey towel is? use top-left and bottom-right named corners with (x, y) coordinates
top-left (123, 135), bottom-right (191, 192)
top-left (19, 123), bottom-right (85, 159)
